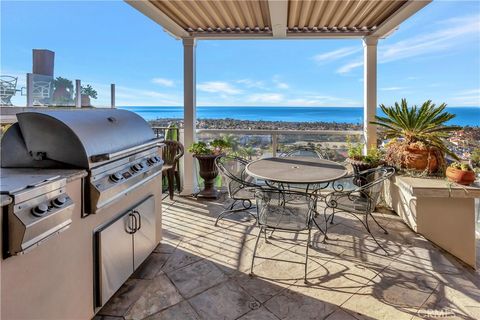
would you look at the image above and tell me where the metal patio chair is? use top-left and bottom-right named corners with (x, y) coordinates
top-left (279, 145), bottom-right (329, 159)
top-left (250, 188), bottom-right (315, 283)
top-left (322, 166), bottom-right (395, 254)
top-left (162, 140), bottom-right (184, 200)
top-left (214, 155), bottom-right (260, 226)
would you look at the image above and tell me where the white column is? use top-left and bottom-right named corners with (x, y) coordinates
top-left (26, 73), bottom-right (34, 107)
top-left (363, 36), bottom-right (378, 152)
top-left (180, 37), bottom-right (198, 195)
top-left (75, 79), bottom-right (81, 108)
top-left (110, 83), bottom-right (116, 108)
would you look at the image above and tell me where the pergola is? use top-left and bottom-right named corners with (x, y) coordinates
top-left (126, 0), bottom-right (431, 194)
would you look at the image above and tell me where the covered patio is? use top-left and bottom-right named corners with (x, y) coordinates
top-left (95, 1), bottom-right (480, 319)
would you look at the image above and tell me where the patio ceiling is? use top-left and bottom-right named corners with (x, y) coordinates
top-left (126, 0), bottom-right (431, 39)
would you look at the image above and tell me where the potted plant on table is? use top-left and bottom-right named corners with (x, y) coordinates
top-left (81, 84), bottom-right (98, 107)
top-left (446, 162), bottom-right (476, 186)
top-left (188, 139), bottom-right (231, 199)
top-left (371, 99), bottom-right (461, 174)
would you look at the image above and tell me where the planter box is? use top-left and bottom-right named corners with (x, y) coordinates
top-left (384, 175), bottom-right (480, 268)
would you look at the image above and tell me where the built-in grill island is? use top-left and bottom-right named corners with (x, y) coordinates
top-left (0, 109), bottom-right (164, 319)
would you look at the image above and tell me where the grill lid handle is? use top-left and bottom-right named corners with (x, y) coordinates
top-left (90, 138), bottom-right (164, 163)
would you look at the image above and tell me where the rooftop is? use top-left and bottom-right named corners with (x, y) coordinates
top-left (97, 195), bottom-right (480, 320)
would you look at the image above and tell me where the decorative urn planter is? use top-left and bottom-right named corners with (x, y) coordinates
top-left (346, 158), bottom-right (377, 187)
top-left (446, 167), bottom-right (476, 186)
top-left (194, 154), bottom-right (221, 199)
top-left (403, 147), bottom-right (438, 172)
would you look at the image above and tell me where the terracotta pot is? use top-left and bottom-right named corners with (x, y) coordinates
top-left (194, 154), bottom-right (221, 199)
top-left (403, 147), bottom-right (438, 172)
top-left (446, 167), bottom-right (476, 185)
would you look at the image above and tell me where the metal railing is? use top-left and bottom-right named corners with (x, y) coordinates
top-left (152, 126), bottom-right (363, 158)
top-left (196, 128), bottom-right (363, 158)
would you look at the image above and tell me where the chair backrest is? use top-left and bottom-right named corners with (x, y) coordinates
top-left (162, 140), bottom-right (184, 167)
top-left (215, 155), bottom-right (257, 198)
top-left (255, 189), bottom-right (314, 231)
top-left (355, 166), bottom-right (395, 205)
top-left (280, 146), bottom-right (329, 160)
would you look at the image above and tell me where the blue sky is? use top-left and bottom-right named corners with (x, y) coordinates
top-left (1, 0), bottom-right (479, 107)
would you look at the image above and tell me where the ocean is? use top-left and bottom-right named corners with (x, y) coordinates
top-left (119, 106), bottom-right (480, 127)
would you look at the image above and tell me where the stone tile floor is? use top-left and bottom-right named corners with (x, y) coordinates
top-left (96, 194), bottom-right (480, 320)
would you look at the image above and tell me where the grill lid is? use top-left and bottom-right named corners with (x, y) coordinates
top-left (7, 109), bottom-right (156, 169)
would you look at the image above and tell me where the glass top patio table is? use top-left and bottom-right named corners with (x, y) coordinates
top-left (245, 156), bottom-right (348, 185)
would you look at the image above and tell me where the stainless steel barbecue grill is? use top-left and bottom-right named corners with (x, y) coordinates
top-left (1, 109), bottom-right (164, 216)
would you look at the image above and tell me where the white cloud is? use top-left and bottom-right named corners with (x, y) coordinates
top-left (115, 85), bottom-right (181, 106)
top-left (197, 81), bottom-right (242, 95)
top-left (380, 86), bottom-right (407, 91)
top-left (152, 77), bottom-right (174, 87)
top-left (337, 61), bottom-right (363, 74)
top-left (313, 47), bottom-right (361, 64)
top-left (337, 13), bottom-right (480, 74)
top-left (450, 88), bottom-right (480, 106)
top-left (236, 79), bottom-right (265, 88)
top-left (247, 93), bottom-right (284, 104)
top-left (276, 82), bottom-right (289, 89)
top-left (272, 75), bottom-right (289, 90)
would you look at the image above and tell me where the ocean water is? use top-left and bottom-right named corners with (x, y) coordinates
top-left (119, 106), bottom-right (480, 127)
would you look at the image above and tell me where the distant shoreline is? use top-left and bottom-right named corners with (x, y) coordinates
top-left (122, 106), bottom-right (480, 127)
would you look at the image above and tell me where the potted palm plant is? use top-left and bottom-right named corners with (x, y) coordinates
top-left (371, 99), bottom-right (461, 174)
top-left (188, 139), bottom-right (231, 198)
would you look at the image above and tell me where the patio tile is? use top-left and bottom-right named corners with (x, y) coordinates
top-left (237, 307), bottom-right (280, 320)
top-left (132, 252), bottom-right (171, 280)
top-left (264, 288), bottom-right (337, 320)
top-left (167, 259), bottom-right (227, 299)
top-left (419, 277), bottom-right (480, 320)
top-left (144, 301), bottom-right (200, 320)
top-left (125, 272), bottom-right (183, 320)
top-left (341, 268), bottom-right (438, 320)
top-left (161, 246), bottom-right (204, 273)
top-left (98, 278), bottom-right (151, 317)
top-left (188, 281), bottom-right (256, 320)
top-left (324, 308), bottom-right (361, 320)
top-left (289, 257), bottom-right (382, 307)
top-left (232, 271), bottom-right (289, 303)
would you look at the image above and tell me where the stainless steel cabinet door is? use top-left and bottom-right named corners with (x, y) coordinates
top-left (133, 195), bottom-right (156, 269)
top-left (97, 212), bottom-right (134, 306)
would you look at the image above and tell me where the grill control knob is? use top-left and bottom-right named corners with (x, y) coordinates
top-left (52, 196), bottom-right (67, 208)
top-left (32, 204), bottom-right (49, 217)
top-left (110, 172), bottom-right (123, 183)
top-left (131, 163), bottom-right (142, 172)
top-left (148, 156), bottom-right (161, 165)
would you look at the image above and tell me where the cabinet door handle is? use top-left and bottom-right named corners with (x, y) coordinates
top-left (126, 212), bottom-right (136, 234)
top-left (133, 210), bottom-right (141, 231)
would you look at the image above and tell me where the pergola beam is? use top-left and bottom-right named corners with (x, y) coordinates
top-left (125, 0), bottom-right (189, 39)
top-left (370, 0), bottom-right (432, 38)
top-left (268, 0), bottom-right (288, 38)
